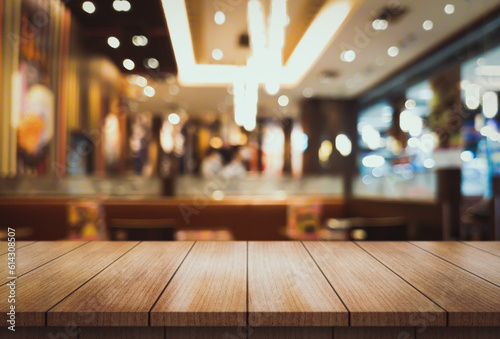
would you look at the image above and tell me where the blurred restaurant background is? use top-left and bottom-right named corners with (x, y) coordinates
top-left (1, 0), bottom-right (500, 242)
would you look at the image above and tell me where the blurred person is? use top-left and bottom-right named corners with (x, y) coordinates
top-left (223, 147), bottom-right (247, 179)
top-left (201, 147), bottom-right (223, 177)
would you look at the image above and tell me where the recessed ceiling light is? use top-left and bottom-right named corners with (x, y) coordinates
top-left (372, 19), bottom-right (388, 31)
top-left (340, 50), bottom-right (356, 63)
top-left (212, 48), bottom-right (223, 61)
top-left (123, 59), bottom-right (135, 70)
top-left (405, 99), bottom-right (416, 109)
top-left (444, 4), bottom-right (455, 14)
top-left (132, 35), bottom-right (148, 47)
top-left (168, 113), bottom-right (181, 125)
top-left (136, 76), bottom-right (147, 87)
top-left (278, 95), bottom-right (289, 107)
top-left (303, 87), bottom-right (314, 98)
top-left (265, 82), bottom-right (280, 95)
top-left (169, 84), bottom-right (180, 96)
top-left (387, 46), bottom-right (399, 57)
top-left (146, 58), bottom-right (159, 69)
top-left (214, 11), bottom-right (225, 25)
top-left (107, 36), bottom-right (120, 49)
top-left (82, 1), bottom-right (96, 14)
top-left (423, 20), bottom-right (434, 31)
top-left (144, 86), bottom-right (155, 97)
top-left (113, 0), bottom-right (131, 12)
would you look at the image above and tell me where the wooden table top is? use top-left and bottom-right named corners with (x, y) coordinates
top-left (1, 241), bottom-right (500, 328)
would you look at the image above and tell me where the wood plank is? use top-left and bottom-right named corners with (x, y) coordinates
top-left (304, 242), bottom-right (445, 326)
top-left (412, 242), bottom-right (500, 286)
top-left (48, 241), bottom-right (194, 326)
top-left (418, 327), bottom-right (500, 339)
top-left (358, 242), bottom-right (500, 326)
top-left (334, 327), bottom-right (415, 339)
top-left (0, 241), bottom-right (35, 255)
top-left (0, 241), bottom-right (87, 284)
top-left (164, 327), bottom-right (332, 339)
top-left (79, 327), bottom-right (163, 339)
top-left (248, 241), bottom-right (348, 327)
top-left (0, 241), bottom-right (137, 326)
top-left (0, 327), bottom-right (75, 339)
top-left (463, 241), bottom-right (500, 257)
top-left (150, 241), bottom-right (247, 326)
top-left (165, 327), bottom-right (242, 339)
top-left (251, 327), bottom-right (332, 339)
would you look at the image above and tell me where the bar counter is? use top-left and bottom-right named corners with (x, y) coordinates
top-left (1, 241), bottom-right (500, 338)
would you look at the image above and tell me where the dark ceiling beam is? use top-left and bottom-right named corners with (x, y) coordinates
top-left (82, 28), bottom-right (169, 38)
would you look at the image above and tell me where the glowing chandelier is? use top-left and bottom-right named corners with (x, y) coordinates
top-left (233, 0), bottom-right (287, 131)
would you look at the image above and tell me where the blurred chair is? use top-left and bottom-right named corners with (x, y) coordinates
top-left (326, 217), bottom-right (408, 241)
top-left (348, 217), bottom-right (408, 241)
top-left (109, 219), bottom-right (176, 241)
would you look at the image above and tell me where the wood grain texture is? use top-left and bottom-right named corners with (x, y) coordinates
top-left (79, 327), bottom-right (164, 339)
top-left (0, 241), bottom-right (87, 283)
top-left (164, 327), bottom-right (242, 339)
top-left (248, 242), bottom-right (348, 326)
top-left (358, 242), bottom-right (500, 326)
top-left (304, 242), bottom-right (445, 326)
top-left (150, 241), bottom-right (247, 326)
top-left (0, 241), bottom-right (137, 326)
top-left (334, 327), bottom-right (415, 339)
top-left (164, 327), bottom-right (333, 339)
top-left (0, 327), bottom-right (74, 339)
top-left (412, 242), bottom-right (500, 286)
top-left (0, 241), bottom-right (35, 255)
top-left (48, 241), bottom-right (194, 327)
top-left (251, 327), bottom-right (333, 338)
top-left (463, 241), bottom-right (500, 257)
top-left (418, 327), bottom-right (500, 339)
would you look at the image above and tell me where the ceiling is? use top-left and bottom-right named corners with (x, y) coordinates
top-left (67, 0), bottom-right (500, 117)
top-left (65, 0), bottom-right (177, 74)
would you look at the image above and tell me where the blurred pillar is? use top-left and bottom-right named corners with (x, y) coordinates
top-left (300, 99), bottom-right (358, 197)
top-left (257, 118), bottom-right (264, 173)
top-left (389, 93), bottom-right (407, 148)
top-left (437, 168), bottom-right (462, 240)
top-left (491, 176), bottom-right (500, 240)
top-left (283, 118), bottom-right (292, 175)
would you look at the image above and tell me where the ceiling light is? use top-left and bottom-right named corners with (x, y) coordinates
top-left (405, 99), bottom-right (416, 109)
top-left (82, 1), bottom-right (96, 14)
top-left (387, 46), bottom-right (399, 57)
top-left (444, 4), bottom-right (455, 14)
top-left (423, 20), bottom-right (434, 31)
top-left (340, 50), bottom-right (356, 63)
top-left (372, 19), bottom-right (388, 31)
top-left (169, 84), bottom-right (180, 95)
top-left (483, 91), bottom-right (498, 119)
top-left (168, 113), bottom-right (181, 125)
top-left (136, 76), bottom-right (147, 87)
top-left (214, 11), bottom-right (225, 25)
top-left (132, 35), bottom-right (148, 47)
top-left (144, 86), bottom-right (155, 97)
top-left (335, 134), bottom-right (352, 157)
top-left (123, 59), bottom-right (135, 70)
top-left (212, 48), bottom-right (223, 61)
top-left (265, 82), bottom-right (280, 95)
top-left (146, 58), bottom-right (159, 69)
top-left (113, 0), bottom-right (131, 12)
top-left (303, 88), bottom-right (314, 98)
top-left (278, 95), bottom-right (289, 107)
top-left (161, 0), bottom-right (351, 86)
top-left (107, 37), bottom-right (120, 49)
